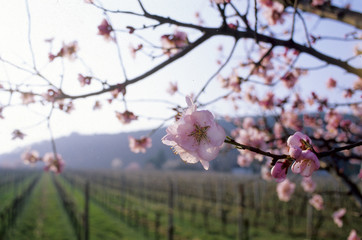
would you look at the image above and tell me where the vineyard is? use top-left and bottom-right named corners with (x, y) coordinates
top-left (0, 169), bottom-right (361, 240)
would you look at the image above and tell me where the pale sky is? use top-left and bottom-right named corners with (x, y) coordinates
top-left (0, 0), bottom-right (360, 155)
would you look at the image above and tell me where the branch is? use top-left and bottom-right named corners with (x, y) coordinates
top-left (58, 33), bottom-right (212, 100)
top-left (224, 137), bottom-right (288, 160)
top-left (317, 141), bottom-right (362, 158)
top-left (274, 0), bottom-right (362, 29)
top-left (228, 30), bottom-right (362, 77)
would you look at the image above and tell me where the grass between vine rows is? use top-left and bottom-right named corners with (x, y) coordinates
top-left (4, 173), bottom-right (77, 240)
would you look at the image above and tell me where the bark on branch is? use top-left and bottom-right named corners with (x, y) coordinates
top-left (274, 0), bottom-right (362, 29)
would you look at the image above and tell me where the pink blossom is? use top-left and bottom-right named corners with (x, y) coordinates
top-left (358, 169), bottom-right (362, 179)
top-left (325, 110), bottom-right (342, 134)
top-left (273, 122), bottom-right (283, 139)
top-left (242, 117), bottom-right (255, 129)
top-left (301, 177), bottom-right (316, 193)
top-left (276, 179), bottom-right (295, 202)
top-left (78, 74), bottom-right (92, 87)
top-left (162, 96), bottom-right (226, 170)
top-left (22, 149), bottom-right (40, 165)
top-left (115, 110), bottom-right (138, 124)
top-left (128, 136), bottom-right (152, 153)
top-left (271, 159), bottom-right (292, 182)
top-left (311, 0), bottom-right (325, 7)
top-left (348, 229), bottom-right (361, 240)
top-left (129, 43), bottom-right (143, 59)
top-left (43, 89), bottom-right (60, 102)
top-left (211, 0), bottom-right (230, 4)
top-left (287, 131), bottom-right (313, 159)
top-left (281, 111), bottom-right (302, 130)
top-left (309, 194), bottom-right (324, 211)
top-left (259, 0), bottom-right (273, 7)
top-left (291, 150), bottom-right (320, 177)
top-left (93, 101), bottom-right (102, 110)
top-left (263, 1), bottom-right (284, 26)
top-left (237, 154), bottom-right (253, 167)
top-left (48, 41), bottom-right (78, 61)
top-left (98, 19), bottom-right (113, 41)
top-left (43, 152), bottom-right (65, 174)
top-left (60, 41), bottom-right (79, 60)
top-left (12, 129), bottom-right (26, 140)
top-left (281, 70), bottom-right (298, 88)
top-left (326, 78), bottom-right (337, 89)
top-left (261, 162), bottom-right (273, 181)
top-left (332, 208), bottom-right (346, 228)
top-left (21, 93), bottom-right (36, 105)
top-left (353, 78), bottom-right (362, 90)
top-left (161, 30), bottom-right (188, 57)
top-left (259, 92), bottom-right (275, 110)
top-left (166, 82), bottom-right (178, 95)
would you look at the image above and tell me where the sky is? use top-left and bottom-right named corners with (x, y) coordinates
top-left (0, 0), bottom-right (360, 155)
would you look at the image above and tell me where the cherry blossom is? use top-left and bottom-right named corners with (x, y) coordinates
top-left (348, 229), bottom-right (361, 240)
top-left (166, 82), bottom-right (178, 96)
top-left (311, 0), bottom-right (325, 7)
top-left (262, 1), bottom-right (285, 26)
top-left (287, 132), bottom-right (313, 159)
top-left (21, 93), bottom-right (36, 105)
top-left (271, 159), bottom-right (292, 182)
top-left (12, 129), bottom-right (26, 140)
top-left (43, 152), bottom-right (65, 174)
top-left (128, 136), bottom-right (152, 153)
top-left (261, 161), bottom-right (273, 181)
top-left (301, 177), bottom-right (316, 193)
top-left (78, 74), bottom-right (92, 87)
top-left (291, 150), bottom-right (320, 177)
top-left (49, 41), bottom-right (79, 62)
top-left (98, 19), bottom-right (113, 41)
top-left (115, 110), bottom-right (138, 124)
top-left (211, 0), bottom-right (230, 4)
top-left (162, 96), bottom-right (226, 170)
top-left (309, 194), bottom-right (324, 211)
top-left (332, 208), bottom-right (346, 228)
top-left (129, 44), bottom-right (143, 59)
top-left (161, 30), bottom-right (189, 57)
top-left (326, 78), bottom-right (337, 89)
top-left (276, 179), bottom-right (295, 202)
top-left (21, 149), bottom-right (40, 165)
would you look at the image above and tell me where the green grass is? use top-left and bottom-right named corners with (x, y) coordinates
top-left (55, 175), bottom-right (148, 240)
top-left (4, 173), bottom-right (77, 240)
top-left (0, 174), bottom-right (37, 212)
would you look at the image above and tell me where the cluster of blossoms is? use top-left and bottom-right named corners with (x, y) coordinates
top-left (116, 110), bottom-right (138, 124)
top-left (21, 92), bottom-right (36, 105)
top-left (232, 117), bottom-right (269, 167)
top-left (161, 30), bottom-right (189, 57)
top-left (21, 149), bottom-right (65, 174)
top-left (272, 132), bottom-right (320, 182)
top-left (162, 96), bottom-right (226, 170)
top-left (218, 69), bottom-right (242, 93)
top-left (259, 0), bottom-right (285, 26)
top-left (21, 149), bottom-right (40, 165)
top-left (128, 136), bottom-right (152, 154)
top-left (43, 153), bottom-right (65, 174)
top-left (49, 41), bottom-right (79, 62)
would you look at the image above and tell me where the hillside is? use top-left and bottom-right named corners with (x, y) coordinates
top-left (0, 121), bottom-right (238, 171)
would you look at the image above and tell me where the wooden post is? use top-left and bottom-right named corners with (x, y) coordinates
top-left (168, 180), bottom-right (174, 240)
top-left (306, 198), bottom-right (313, 240)
top-left (238, 184), bottom-right (245, 240)
top-left (84, 181), bottom-right (89, 240)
